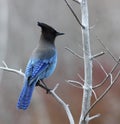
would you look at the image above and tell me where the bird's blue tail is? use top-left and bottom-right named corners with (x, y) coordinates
top-left (17, 80), bottom-right (36, 110)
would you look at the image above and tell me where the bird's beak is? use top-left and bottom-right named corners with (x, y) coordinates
top-left (56, 32), bottom-right (65, 36)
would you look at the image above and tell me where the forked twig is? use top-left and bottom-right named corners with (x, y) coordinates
top-left (66, 80), bottom-right (97, 100)
top-left (93, 59), bottom-right (120, 89)
top-left (50, 84), bottom-right (75, 124)
top-left (0, 61), bottom-right (24, 76)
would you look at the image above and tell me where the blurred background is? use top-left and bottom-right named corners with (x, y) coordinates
top-left (0, 0), bottom-right (120, 124)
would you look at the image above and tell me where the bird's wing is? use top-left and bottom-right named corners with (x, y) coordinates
top-left (25, 52), bottom-right (57, 86)
top-left (25, 59), bottom-right (49, 84)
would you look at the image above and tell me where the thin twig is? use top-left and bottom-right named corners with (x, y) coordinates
top-left (73, 0), bottom-right (80, 4)
top-left (65, 47), bottom-right (83, 59)
top-left (66, 80), bottom-right (97, 100)
top-left (0, 61), bottom-right (24, 76)
top-left (94, 59), bottom-right (108, 76)
top-left (64, 0), bottom-right (85, 29)
top-left (50, 84), bottom-right (75, 124)
top-left (96, 37), bottom-right (118, 62)
top-left (2, 61), bottom-right (8, 67)
top-left (84, 70), bottom-right (120, 120)
top-left (88, 114), bottom-right (101, 121)
top-left (110, 74), bottom-right (113, 84)
top-left (66, 80), bottom-right (83, 88)
top-left (83, 84), bottom-right (97, 100)
top-left (77, 73), bottom-right (84, 82)
top-left (93, 59), bottom-right (120, 89)
top-left (91, 88), bottom-right (97, 100)
top-left (91, 52), bottom-right (105, 59)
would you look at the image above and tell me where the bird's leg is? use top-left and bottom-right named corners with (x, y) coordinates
top-left (36, 81), bottom-right (47, 90)
top-left (37, 80), bottom-right (51, 93)
top-left (41, 79), bottom-right (51, 93)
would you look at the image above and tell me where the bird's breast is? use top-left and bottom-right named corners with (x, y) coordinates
top-left (42, 53), bottom-right (57, 78)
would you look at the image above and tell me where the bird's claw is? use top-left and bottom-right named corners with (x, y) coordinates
top-left (46, 88), bottom-right (52, 94)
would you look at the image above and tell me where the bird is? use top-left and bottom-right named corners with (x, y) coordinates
top-left (17, 22), bottom-right (64, 110)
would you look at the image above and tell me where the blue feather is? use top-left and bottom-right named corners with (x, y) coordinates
top-left (17, 79), bottom-right (36, 110)
top-left (17, 53), bottom-right (57, 110)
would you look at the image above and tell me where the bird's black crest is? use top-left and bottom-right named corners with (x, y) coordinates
top-left (37, 22), bottom-right (64, 36)
top-left (37, 22), bottom-right (57, 33)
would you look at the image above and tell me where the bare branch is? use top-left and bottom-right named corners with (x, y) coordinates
top-left (88, 114), bottom-right (101, 121)
top-left (93, 59), bottom-right (120, 89)
top-left (94, 59), bottom-right (108, 76)
top-left (110, 74), bottom-right (113, 84)
top-left (73, 0), bottom-right (80, 4)
top-left (96, 37), bottom-right (118, 62)
top-left (93, 75), bottom-right (109, 89)
top-left (79, 0), bottom-right (93, 123)
top-left (77, 73), bottom-right (84, 82)
top-left (0, 61), bottom-right (24, 76)
top-left (66, 80), bottom-right (83, 88)
top-left (84, 84), bottom-right (97, 100)
top-left (50, 84), bottom-right (75, 124)
top-left (91, 88), bottom-right (97, 100)
top-left (2, 61), bottom-right (8, 67)
top-left (84, 70), bottom-right (120, 120)
top-left (67, 79), bottom-right (97, 100)
top-left (64, 0), bottom-right (85, 28)
top-left (91, 52), bottom-right (105, 59)
top-left (65, 47), bottom-right (83, 59)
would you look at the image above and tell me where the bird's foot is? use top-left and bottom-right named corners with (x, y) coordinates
top-left (36, 80), bottom-right (52, 94)
top-left (46, 88), bottom-right (51, 94)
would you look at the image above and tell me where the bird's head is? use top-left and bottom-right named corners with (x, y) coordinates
top-left (37, 22), bottom-right (64, 42)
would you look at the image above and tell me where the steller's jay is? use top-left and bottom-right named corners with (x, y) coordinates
top-left (17, 22), bottom-right (64, 110)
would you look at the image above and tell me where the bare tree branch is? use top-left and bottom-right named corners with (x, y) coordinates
top-left (77, 73), bottom-right (84, 82)
top-left (65, 47), bottom-right (83, 59)
top-left (91, 52), bottom-right (105, 59)
top-left (79, 0), bottom-right (93, 123)
top-left (90, 88), bottom-right (97, 100)
top-left (0, 61), bottom-right (24, 76)
top-left (73, 0), bottom-right (80, 4)
top-left (96, 36), bottom-right (118, 62)
top-left (110, 74), bottom-right (113, 84)
top-left (94, 59), bottom-right (108, 76)
top-left (64, 0), bottom-right (85, 28)
top-left (50, 84), bottom-right (75, 124)
top-left (66, 80), bottom-right (83, 88)
top-left (88, 114), bottom-right (101, 121)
